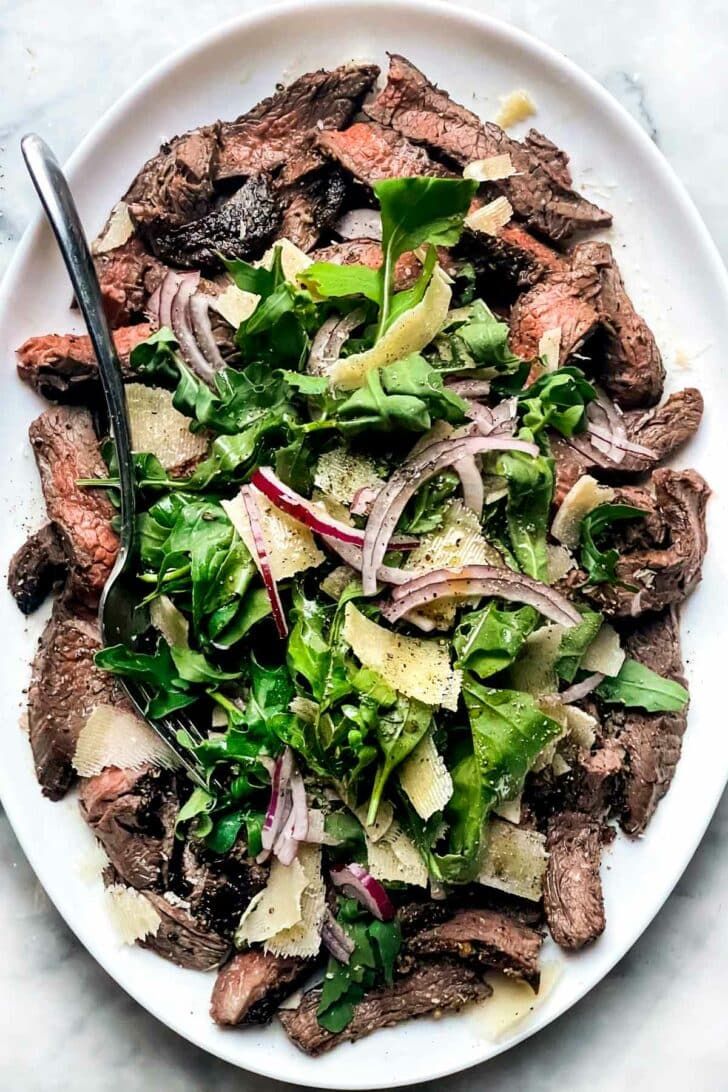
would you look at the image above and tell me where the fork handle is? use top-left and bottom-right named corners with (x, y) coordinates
top-left (21, 134), bottom-right (135, 561)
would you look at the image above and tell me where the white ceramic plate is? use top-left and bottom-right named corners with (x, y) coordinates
top-left (1, 1), bottom-right (726, 1086)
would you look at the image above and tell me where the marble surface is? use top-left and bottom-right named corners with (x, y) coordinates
top-left (1, 0), bottom-right (726, 1087)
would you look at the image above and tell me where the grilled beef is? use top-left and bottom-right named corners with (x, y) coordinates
top-left (29, 405), bottom-right (118, 607)
top-left (16, 323), bottom-right (152, 402)
top-left (7, 523), bottom-right (67, 614)
top-left (459, 221), bottom-right (566, 296)
top-left (28, 603), bottom-right (122, 800)
top-left (124, 125), bottom-right (220, 232)
top-left (211, 951), bottom-right (312, 1026)
top-left (277, 168), bottom-right (348, 253)
top-left (279, 959), bottom-right (490, 1055)
top-left (366, 54), bottom-right (611, 241)
top-left (94, 236), bottom-right (166, 327)
top-left (544, 811), bottom-right (606, 949)
top-left (173, 839), bottom-right (268, 938)
top-left (508, 263), bottom-right (601, 363)
top-left (139, 889), bottom-right (230, 970)
top-left (317, 120), bottom-right (453, 184)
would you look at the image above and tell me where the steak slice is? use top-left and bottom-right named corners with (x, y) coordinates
top-left (28, 603), bottom-right (121, 800)
top-left (29, 405), bottom-right (118, 607)
top-left (211, 951), bottom-right (312, 1026)
top-left (571, 738), bottom-right (626, 816)
top-left (571, 241), bottom-right (664, 408)
top-left (79, 766), bottom-right (178, 890)
top-left (16, 323), bottom-right (152, 402)
top-left (138, 889), bottom-right (230, 971)
top-left (124, 124), bottom-right (220, 232)
top-left (365, 54), bottom-right (611, 241)
top-left (217, 63), bottom-right (380, 185)
top-left (279, 959), bottom-right (490, 1056)
top-left (94, 236), bottom-right (167, 328)
top-left (405, 907), bottom-right (542, 988)
top-left (608, 609), bottom-right (689, 834)
top-left (584, 468), bottom-right (709, 617)
top-left (152, 174), bottom-right (280, 270)
top-left (460, 221), bottom-right (566, 293)
top-left (7, 523), bottom-right (67, 614)
top-left (277, 168), bottom-right (348, 253)
top-left (317, 120), bottom-right (454, 184)
top-left (508, 263), bottom-right (601, 363)
top-left (544, 811), bottom-right (605, 950)
top-left (173, 839), bottom-right (268, 938)
top-left (310, 238), bottom-right (422, 291)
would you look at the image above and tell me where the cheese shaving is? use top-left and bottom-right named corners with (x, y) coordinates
top-left (329, 267), bottom-right (451, 389)
top-left (581, 622), bottom-right (625, 676)
top-left (366, 824), bottom-right (428, 887)
top-left (465, 196), bottom-right (514, 236)
top-left (313, 447), bottom-right (384, 506)
top-left (564, 705), bottom-right (598, 749)
top-left (551, 475), bottom-right (616, 548)
top-left (353, 799), bottom-right (394, 843)
top-left (76, 840), bottom-right (109, 883)
top-left (476, 963), bottom-right (561, 1040)
top-left (493, 793), bottom-right (522, 824)
top-left (546, 543), bottom-right (576, 583)
top-left (260, 237), bottom-right (313, 283)
top-left (210, 283), bottom-right (260, 329)
top-left (150, 594), bottom-right (189, 649)
top-left (93, 202), bottom-right (135, 255)
top-left (463, 154), bottom-right (515, 182)
top-left (510, 625), bottom-right (565, 697)
top-left (343, 603), bottom-right (462, 711)
top-left (398, 732), bottom-right (453, 819)
top-left (73, 704), bottom-right (180, 777)
top-left (106, 884), bottom-right (161, 944)
top-left (552, 753), bottom-right (571, 777)
top-left (478, 819), bottom-right (548, 902)
top-left (265, 845), bottom-right (325, 959)
top-left (494, 89), bottom-right (537, 129)
top-left (235, 856), bottom-right (307, 946)
top-left (222, 486), bottom-right (325, 581)
top-left (538, 327), bottom-right (562, 372)
top-left (126, 384), bottom-right (209, 471)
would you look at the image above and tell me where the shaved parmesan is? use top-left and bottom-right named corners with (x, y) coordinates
top-left (76, 840), bottom-right (109, 883)
top-left (465, 196), bottom-right (513, 236)
top-left (210, 283), bottom-right (259, 329)
top-left (478, 819), bottom-right (548, 902)
top-left (494, 89), bottom-right (537, 129)
top-left (126, 384), bottom-right (209, 471)
top-left (476, 963), bottom-right (561, 1040)
top-left (564, 705), bottom-right (598, 749)
top-left (581, 622), bottom-right (625, 676)
top-left (343, 603), bottom-right (462, 711)
top-left (463, 154), bottom-right (515, 182)
top-left (329, 268), bottom-right (452, 389)
top-left (551, 475), bottom-right (615, 548)
top-left (398, 732), bottom-right (453, 819)
top-left (546, 543), bottom-right (576, 584)
top-left (265, 845), bottom-right (325, 959)
top-left (552, 753), bottom-right (571, 777)
top-left (353, 799), bottom-right (394, 843)
top-left (493, 793), bottom-right (522, 824)
top-left (150, 594), bottom-right (189, 649)
top-left (314, 447), bottom-right (384, 506)
top-left (321, 564), bottom-right (358, 601)
top-left (222, 486), bottom-right (325, 581)
top-left (93, 202), bottom-right (134, 255)
top-left (260, 237), bottom-right (313, 283)
top-left (73, 704), bottom-right (180, 777)
top-left (538, 327), bottom-right (562, 372)
top-left (106, 884), bottom-right (161, 944)
top-left (367, 824), bottom-right (428, 887)
top-left (235, 857), bottom-right (307, 947)
top-left (510, 625), bottom-right (565, 697)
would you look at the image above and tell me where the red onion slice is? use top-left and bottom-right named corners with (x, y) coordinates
top-left (307, 308), bottom-right (366, 376)
top-left (383, 564), bottom-right (582, 627)
top-left (330, 863), bottom-right (395, 922)
top-left (252, 467), bottom-right (417, 550)
top-left (261, 749), bottom-right (294, 853)
top-left (157, 270), bottom-right (186, 329)
top-left (350, 485), bottom-right (381, 518)
top-left (171, 273), bottom-right (219, 385)
top-left (559, 672), bottom-right (605, 703)
top-left (335, 209), bottom-right (383, 241)
top-left (189, 292), bottom-right (227, 374)
top-left (361, 434), bottom-right (538, 595)
top-left (321, 908), bottom-right (356, 964)
top-left (240, 485), bottom-right (288, 639)
top-left (146, 282), bottom-right (162, 327)
top-left (454, 455), bottom-right (484, 516)
top-left (444, 379), bottom-right (492, 398)
top-left (321, 535), bottom-right (412, 585)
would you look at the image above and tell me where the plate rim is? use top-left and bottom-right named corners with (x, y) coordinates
top-left (1, 0), bottom-right (726, 1086)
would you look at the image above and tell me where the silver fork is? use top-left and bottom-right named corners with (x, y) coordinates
top-left (22, 134), bottom-right (206, 787)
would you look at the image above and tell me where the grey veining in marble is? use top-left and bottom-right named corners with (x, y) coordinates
top-left (1, 1), bottom-right (726, 1088)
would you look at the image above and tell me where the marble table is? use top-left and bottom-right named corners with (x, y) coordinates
top-left (1, 0), bottom-right (726, 1087)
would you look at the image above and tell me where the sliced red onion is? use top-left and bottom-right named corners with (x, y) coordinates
top-left (401, 607), bottom-right (438, 632)
top-left (321, 908), bottom-right (356, 964)
top-left (240, 485), bottom-right (288, 639)
top-left (350, 484), bottom-right (381, 517)
top-left (252, 467), bottom-right (417, 550)
top-left (189, 292), bottom-right (227, 374)
top-left (330, 863), bottom-right (395, 922)
top-left (146, 282), bottom-right (162, 327)
top-left (335, 208), bottom-right (383, 241)
top-left (361, 434), bottom-right (538, 595)
top-left (444, 379), bottom-right (492, 398)
top-left (383, 564), bottom-right (582, 627)
top-left (321, 534), bottom-right (412, 585)
top-left (559, 672), bottom-right (605, 703)
top-left (171, 273), bottom-right (219, 385)
top-left (454, 455), bottom-right (484, 516)
top-left (157, 270), bottom-right (185, 329)
top-left (307, 308), bottom-right (366, 376)
top-left (261, 749), bottom-right (294, 853)
top-left (585, 422), bottom-right (656, 459)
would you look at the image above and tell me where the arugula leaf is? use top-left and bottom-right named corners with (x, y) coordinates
top-left (367, 695), bottom-right (432, 824)
top-left (555, 608), bottom-right (603, 682)
top-left (494, 451), bottom-right (554, 580)
top-left (518, 366), bottom-right (596, 438)
top-left (129, 325), bottom-right (181, 383)
top-left (333, 354), bottom-right (467, 436)
top-left (596, 658), bottom-right (689, 712)
top-left (580, 503), bottom-right (645, 585)
top-left (300, 261), bottom-right (381, 303)
top-left (454, 603), bottom-right (538, 679)
top-left (443, 299), bottom-right (522, 372)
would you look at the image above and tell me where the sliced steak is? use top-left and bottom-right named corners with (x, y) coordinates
top-left (317, 120), bottom-right (453, 184)
top-left (217, 63), bottom-right (379, 184)
top-left (94, 236), bottom-right (166, 327)
top-left (460, 222), bottom-right (566, 294)
top-left (16, 323), bottom-right (152, 402)
top-left (152, 174), bottom-right (280, 269)
top-left (311, 238), bottom-right (422, 291)
top-left (277, 168), bottom-right (348, 253)
top-left (279, 959), bottom-right (490, 1056)
top-left (508, 263), bottom-right (601, 363)
top-left (405, 907), bottom-right (542, 988)
top-left (608, 608), bottom-right (689, 834)
top-left (544, 811), bottom-right (605, 949)
top-left (584, 468), bottom-right (709, 616)
top-left (28, 603), bottom-right (121, 800)
top-left (79, 766), bottom-right (178, 890)
top-left (139, 889), bottom-right (230, 971)
top-left (124, 125), bottom-right (220, 231)
top-left (173, 839), bottom-right (268, 938)
top-left (7, 523), bottom-right (67, 614)
top-left (211, 951), bottom-right (311, 1026)
top-left (29, 405), bottom-right (118, 607)
top-left (571, 241), bottom-right (664, 408)
top-left (365, 54), bottom-right (611, 241)
top-left (571, 738), bottom-right (625, 815)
